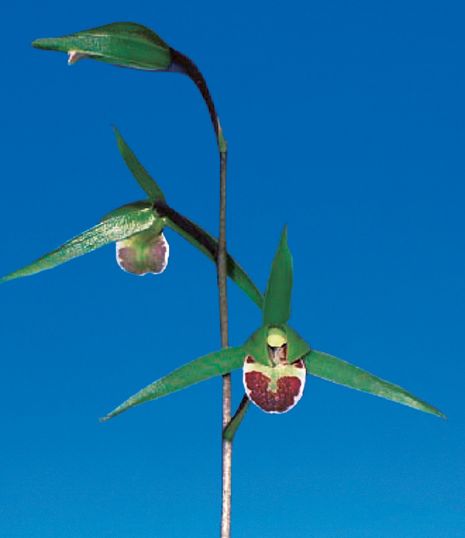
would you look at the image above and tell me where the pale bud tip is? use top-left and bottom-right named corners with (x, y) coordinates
top-left (68, 51), bottom-right (85, 65)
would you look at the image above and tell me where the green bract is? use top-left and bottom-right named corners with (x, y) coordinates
top-left (32, 22), bottom-right (172, 71)
top-left (102, 229), bottom-right (445, 426)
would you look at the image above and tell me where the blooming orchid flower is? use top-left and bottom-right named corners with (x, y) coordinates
top-left (102, 228), bottom-right (445, 428)
top-left (0, 129), bottom-right (262, 310)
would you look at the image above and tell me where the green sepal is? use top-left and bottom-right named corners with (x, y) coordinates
top-left (284, 324), bottom-right (311, 363)
top-left (113, 127), bottom-right (166, 202)
top-left (263, 226), bottom-right (293, 325)
top-left (102, 346), bottom-right (246, 421)
top-left (0, 204), bottom-right (157, 284)
top-left (32, 22), bottom-right (172, 71)
top-left (161, 206), bottom-right (264, 309)
top-left (243, 326), bottom-right (271, 366)
top-left (305, 350), bottom-right (446, 418)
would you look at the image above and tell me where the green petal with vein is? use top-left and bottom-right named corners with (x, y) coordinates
top-left (113, 127), bottom-right (165, 202)
top-left (263, 226), bottom-right (293, 325)
top-left (0, 204), bottom-right (157, 284)
top-left (32, 22), bottom-right (172, 71)
top-left (306, 350), bottom-right (446, 418)
top-left (102, 346), bottom-right (246, 421)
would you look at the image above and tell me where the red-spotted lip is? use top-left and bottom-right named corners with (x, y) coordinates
top-left (242, 355), bottom-right (306, 414)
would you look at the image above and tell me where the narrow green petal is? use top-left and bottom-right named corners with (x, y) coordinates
top-left (263, 226), bottom-right (293, 325)
top-left (102, 346), bottom-right (246, 421)
top-left (159, 203), bottom-right (263, 309)
top-left (113, 127), bottom-right (165, 202)
top-left (306, 350), bottom-right (446, 418)
top-left (32, 22), bottom-right (172, 71)
top-left (0, 205), bottom-right (156, 284)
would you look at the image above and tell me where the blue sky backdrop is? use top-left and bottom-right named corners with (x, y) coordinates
top-left (1, 1), bottom-right (464, 536)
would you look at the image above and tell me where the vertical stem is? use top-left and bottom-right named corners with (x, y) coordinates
top-left (172, 49), bottom-right (231, 536)
top-left (218, 145), bottom-right (231, 538)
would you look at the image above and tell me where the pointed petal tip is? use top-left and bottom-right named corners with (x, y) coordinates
top-left (32, 37), bottom-right (63, 51)
top-left (31, 38), bottom-right (49, 49)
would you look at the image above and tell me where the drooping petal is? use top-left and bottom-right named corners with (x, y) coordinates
top-left (102, 346), bottom-right (246, 421)
top-left (243, 355), bottom-right (306, 414)
top-left (116, 230), bottom-right (169, 276)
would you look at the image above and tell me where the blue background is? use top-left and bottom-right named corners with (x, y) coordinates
top-left (1, 1), bottom-right (464, 536)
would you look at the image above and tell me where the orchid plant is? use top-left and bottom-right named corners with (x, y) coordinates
top-left (2, 21), bottom-right (444, 538)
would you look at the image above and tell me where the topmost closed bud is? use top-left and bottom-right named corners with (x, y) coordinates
top-left (32, 22), bottom-right (172, 71)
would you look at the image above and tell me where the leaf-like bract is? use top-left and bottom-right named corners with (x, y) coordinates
top-left (102, 346), bottom-right (246, 421)
top-left (32, 22), bottom-right (172, 71)
top-left (306, 350), bottom-right (445, 418)
top-left (223, 397), bottom-right (250, 441)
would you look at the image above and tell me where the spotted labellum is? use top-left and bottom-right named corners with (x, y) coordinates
top-left (243, 328), bottom-right (306, 413)
top-left (101, 228), bottom-right (445, 427)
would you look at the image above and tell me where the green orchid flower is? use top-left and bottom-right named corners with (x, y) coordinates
top-left (0, 128), bottom-right (262, 309)
top-left (102, 227), bottom-right (445, 429)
